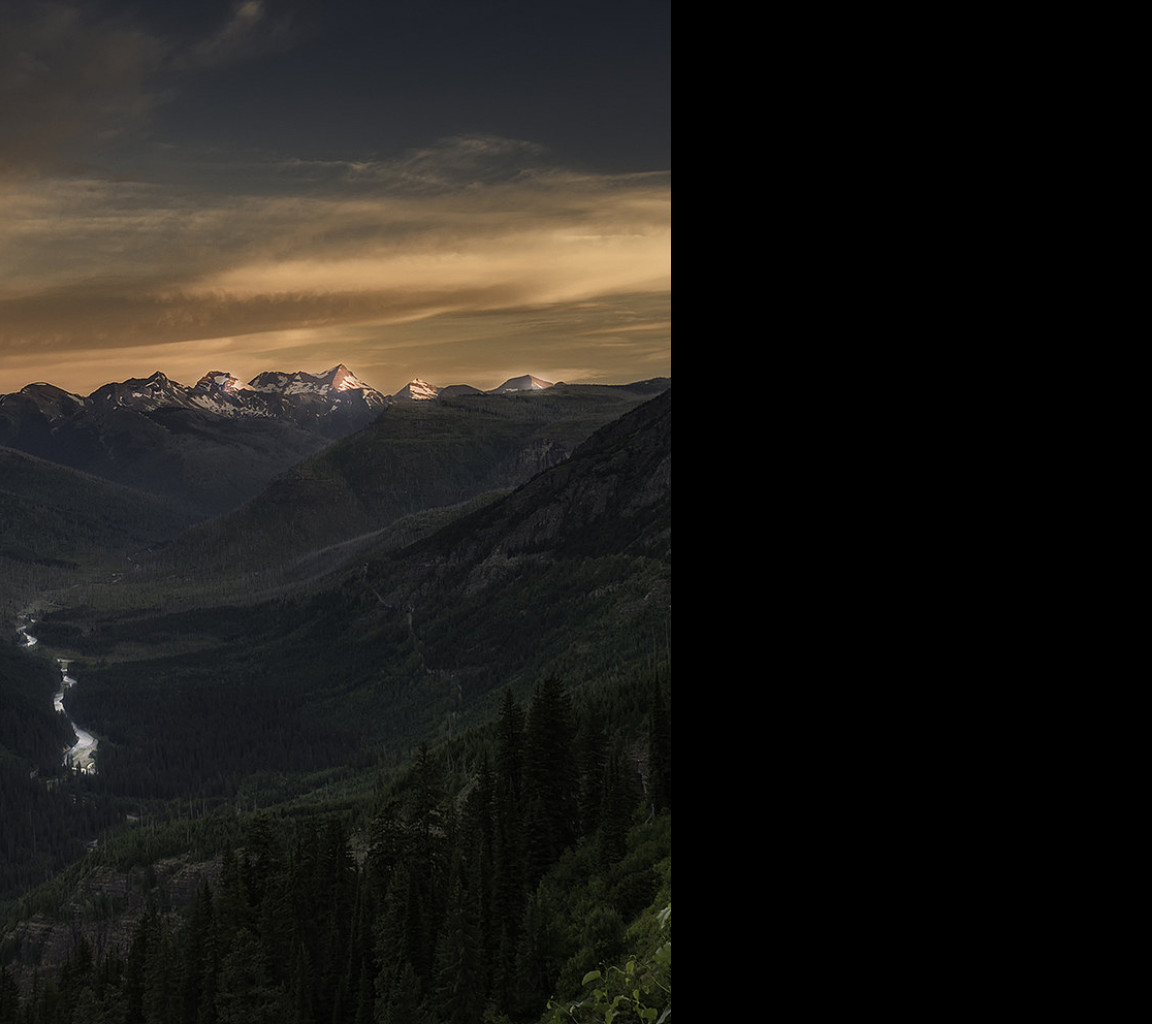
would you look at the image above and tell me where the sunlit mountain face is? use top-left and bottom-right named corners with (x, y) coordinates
top-left (4, 364), bottom-right (386, 419)
top-left (196, 371), bottom-right (253, 393)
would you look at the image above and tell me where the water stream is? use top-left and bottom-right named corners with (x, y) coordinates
top-left (18, 615), bottom-right (98, 774)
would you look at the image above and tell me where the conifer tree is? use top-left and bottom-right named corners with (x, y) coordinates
top-left (647, 670), bottom-right (671, 814)
top-left (463, 752), bottom-right (497, 984)
top-left (216, 927), bottom-right (285, 1024)
top-left (0, 967), bottom-right (19, 1024)
top-left (577, 705), bottom-right (609, 842)
top-left (123, 908), bottom-right (155, 1024)
top-left (179, 882), bottom-right (215, 1024)
top-left (522, 677), bottom-right (578, 887)
top-left (432, 857), bottom-right (484, 1024)
top-left (495, 688), bottom-right (525, 807)
top-left (514, 882), bottom-right (569, 1021)
top-left (378, 961), bottom-right (426, 1024)
top-left (598, 747), bottom-right (630, 871)
top-left (492, 690), bottom-right (527, 1006)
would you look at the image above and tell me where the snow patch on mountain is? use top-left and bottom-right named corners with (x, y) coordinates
top-left (393, 379), bottom-right (440, 401)
top-left (489, 374), bottom-right (554, 393)
top-left (328, 364), bottom-right (371, 392)
top-left (196, 371), bottom-right (253, 393)
top-left (3, 366), bottom-right (563, 428)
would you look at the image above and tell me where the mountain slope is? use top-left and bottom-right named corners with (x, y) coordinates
top-left (0, 447), bottom-right (199, 618)
top-left (152, 380), bottom-right (670, 581)
top-left (360, 385), bottom-right (671, 703)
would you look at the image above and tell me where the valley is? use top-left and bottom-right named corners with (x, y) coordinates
top-left (0, 369), bottom-right (671, 1024)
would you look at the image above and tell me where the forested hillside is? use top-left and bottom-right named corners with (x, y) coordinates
top-left (1, 670), bottom-right (670, 1024)
top-left (149, 382), bottom-right (668, 587)
top-left (0, 448), bottom-right (197, 623)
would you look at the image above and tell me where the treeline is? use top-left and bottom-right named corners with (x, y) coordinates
top-left (2, 670), bottom-right (671, 1023)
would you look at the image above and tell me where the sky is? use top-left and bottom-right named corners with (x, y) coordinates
top-left (0, 0), bottom-right (670, 398)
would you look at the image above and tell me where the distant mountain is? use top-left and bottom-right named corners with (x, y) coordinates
top-left (84, 363), bottom-right (388, 430)
top-left (0, 365), bottom-right (389, 516)
top-left (490, 374), bottom-right (554, 392)
top-left (391, 378), bottom-right (442, 401)
top-left (390, 374), bottom-right (552, 400)
top-left (195, 371), bottom-right (252, 394)
top-left (0, 446), bottom-right (197, 615)
top-left (0, 366), bottom-right (662, 525)
top-left (438, 383), bottom-right (485, 398)
top-left (391, 373), bottom-right (556, 399)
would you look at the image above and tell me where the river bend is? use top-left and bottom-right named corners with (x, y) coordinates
top-left (17, 616), bottom-right (98, 774)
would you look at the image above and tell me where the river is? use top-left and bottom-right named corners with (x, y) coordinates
top-left (18, 615), bottom-right (99, 774)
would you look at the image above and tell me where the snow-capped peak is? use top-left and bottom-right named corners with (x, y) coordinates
top-left (134, 371), bottom-right (173, 393)
top-left (241, 365), bottom-right (386, 414)
top-left (394, 379), bottom-right (440, 401)
top-left (195, 371), bottom-right (252, 393)
top-left (489, 374), bottom-right (554, 393)
top-left (249, 366), bottom-right (367, 397)
top-left (324, 364), bottom-right (369, 392)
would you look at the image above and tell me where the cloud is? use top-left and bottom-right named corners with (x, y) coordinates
top-left (0, 290), bottom-right (670, 398)
top-left (176, 0), bottom-right (304, 70)
top-left (0, 1), bottom-right (308, 177)
top-left (0, 131), bottom-right (669, 396)
top-left (0, 2), bottom-right (167, 175)
top-left (0, 139), bottom-right (669, 364)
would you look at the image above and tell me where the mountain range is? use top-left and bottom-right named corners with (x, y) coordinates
top-left (0, 366), bottom-right (563, 516)
top-left (2, 365), bottom-right (556, 422)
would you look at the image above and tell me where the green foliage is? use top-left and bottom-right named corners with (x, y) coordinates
top-left (6, 668), bottom-right (670, 1024)
top-left (545, 905), bottom-right (671, 1024)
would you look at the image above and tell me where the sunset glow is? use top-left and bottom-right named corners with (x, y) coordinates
top-left (0, 1), bottom-right (670, 397)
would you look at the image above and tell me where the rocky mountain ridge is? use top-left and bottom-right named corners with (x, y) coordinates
top-left (1, 360), bottom-right (666, 525)
top-left (13, 364), bottom-right (386, 426)
top-left (391, 373), bottom-right (557, 400)
top-left (0, 365), bottom-right (396, 517)
top-left (1, 365), bottom-right (559, 415)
